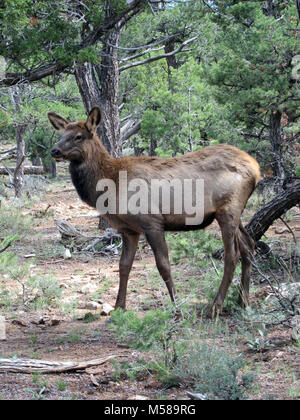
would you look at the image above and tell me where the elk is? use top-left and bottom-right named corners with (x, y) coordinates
top-left (48, 106), bottom-right (261, 317)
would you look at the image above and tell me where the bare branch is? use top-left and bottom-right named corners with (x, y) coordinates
top-left (119, 36), bottom-right (198, 72)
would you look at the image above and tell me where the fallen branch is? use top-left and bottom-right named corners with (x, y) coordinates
top-left (0, 166), bottom-right (45, 175)
top-left (0, 150), bottom-right (17, 162)
top-left (246, 180), bottom-right (300, 243)
top-left (54, 219), bottom-right (122, 255)
top-left (0, 241), bottom-right (12, 254)
top-left (0, 354), bottom-right (125, 374)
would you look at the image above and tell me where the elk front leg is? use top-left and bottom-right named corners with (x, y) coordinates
top-left (115, 232), bottom-right (140, 310)
top-left (145, 230), bottom-right (177, 303)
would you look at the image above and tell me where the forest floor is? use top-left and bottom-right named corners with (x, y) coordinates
top-left (0, 164), bottom-right (299, 400)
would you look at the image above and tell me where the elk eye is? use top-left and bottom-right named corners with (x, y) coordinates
top-left (75, 135), bottom-right (82, 141)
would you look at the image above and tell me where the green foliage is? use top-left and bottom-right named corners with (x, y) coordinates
top-left (0, 242), bottom-right (61, 310)
top-left (26, 275), bottom-right (62, 309)
top-left (110, 308), bottom-right (174, 350)
top-left (82, 312), bottom-right (100, 323)
top-left (57, 328), bottom-right (85, 344)
top-left (56, 379), bottom-right (68, 392)
top-left (110, 308), bottom-right (252, 400)
top-left (163, 341), bottom-right (252, 400)
top-left (111, 359), bottom-right (148, 382)
top-left (0, 207), bottom-right (33, 238)
top-left (246, 326), bottom-right (274, 353)
top-left (167, 230), bottom-right (222, 264)
top-left (25, 126), bottom-right (56, 169)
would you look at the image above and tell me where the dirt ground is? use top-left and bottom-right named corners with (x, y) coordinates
top-left (0, 167), bottom-right (299, 400)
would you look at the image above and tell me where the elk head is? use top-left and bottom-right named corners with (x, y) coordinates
top-left (48, 107), bottom-right (102, 162)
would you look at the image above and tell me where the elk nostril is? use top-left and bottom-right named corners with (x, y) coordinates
top-left (51, 148), bottom-right (62, 158)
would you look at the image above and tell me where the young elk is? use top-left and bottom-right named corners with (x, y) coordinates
top-left (48, 107), bottom-right (260, 317)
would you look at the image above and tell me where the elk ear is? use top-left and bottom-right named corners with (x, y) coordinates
top-left (48, 112), bottom-right (69, 131)
top-left (85, 106), bottom-right (102, 134)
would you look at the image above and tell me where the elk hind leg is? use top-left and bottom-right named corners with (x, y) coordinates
top-left (145, 230), bottom-right (177, 303)
top-left (238, 223), bottom-right (255, 308)
top-left (209, 216), bottom-right (240, 317)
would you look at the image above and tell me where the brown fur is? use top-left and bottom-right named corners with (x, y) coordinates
top-left (48, 107), bottom-right (261, 316)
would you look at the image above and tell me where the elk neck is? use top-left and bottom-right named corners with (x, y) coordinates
top-left (69, 135), bottom-right (117, 208)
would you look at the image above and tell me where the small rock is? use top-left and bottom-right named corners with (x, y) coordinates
top-left (186, 391), bottom-right (207, 400)
top-left (292, 324), bottom-right (300, 342)
top-left (101, 303), bottom-right (114, 316)
top-left (90, 374), bottom-right (99, 387)
top-left (49, 318), bottom-right (61, 326)
top-left (291, 315), bottom-right (300, 328)
top-left (0, 316), bottom-right (6, 341)
top-left (64, 248), bottom-right (72, 259)
top-left (278, 283), bottom-right (300, 300)
top-left (80, 284), bottom-right (98, 295)
top-left (31, 316), bottom-right (50, 325)
top-left (12, 319), bottom-right (29, 327)
top-left (127, 395), bottom-right (149, 400)
top-left (85, 301), bottom-right (102, 311)
top-left (77, 301), bottom-right (89, 310)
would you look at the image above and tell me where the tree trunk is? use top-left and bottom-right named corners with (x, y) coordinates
top-left (262, 0), bottom-right (282, 17)
top-left (149, 135), bottom-right (157, 156)
top-left (269, 110), bottom-right (285, 191)
top-left (95, 27), bottom-right (122, 158)
top-left (10, 87), bottom-right (27, 198)
top-left (75, 27), bottom-right (122, 158)
top-left (246, 179), bottom-right (300, 243)
top-left (42, 160), bottom-right (56, 178)
top-left (13, 123), bottom-right (27, 197)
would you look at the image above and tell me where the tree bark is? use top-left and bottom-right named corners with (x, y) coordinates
top-left (10, 87), bottom-right (27, 198)
top-left (75, 26), bottom-right (122, 158)
top-left (269, 110), bottom-right (285, 190)
top-left (95, 27), bottom-right (122, 158)
top-left (245, 179), bottom-right (300, 243)
top-left (149, 135), bottom-right (157, 156)
top-left (42, 160), bottom-right (56, 178)
top-left (13, 124), bottom-right (27, 197)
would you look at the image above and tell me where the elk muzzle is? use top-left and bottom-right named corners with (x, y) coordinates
top-left (51, 147), bottom-right (65, 161)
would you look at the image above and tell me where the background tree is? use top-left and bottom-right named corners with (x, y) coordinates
top-left (199, 0), bottom-right (299, 187)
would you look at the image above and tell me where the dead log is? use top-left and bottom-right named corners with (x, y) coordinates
top-left (0, 354), bottom-right (125, 374)
top-left (0, 150), bottom-right (17, 162)
top-left (0, 166), bottom-right (45, 175)
top-left (246, 179), bottom-right (300, 243)
top-left (54, 218), bottom-right (122, 254)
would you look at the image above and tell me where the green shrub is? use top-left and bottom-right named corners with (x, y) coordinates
top-left (111, 359), bottom-right (148, 382)
top-left (167, 231), bottom-right (222, 264)
top-left (26, 275), bottom-right (62, 309)
top-left (0, 207), bottom-right (33, 238)
top-left (110, 308), bottom-right (174, 350)
top-left (158, 341), bottom-right (252, 400)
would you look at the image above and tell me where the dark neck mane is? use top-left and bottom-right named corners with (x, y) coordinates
top-left (69, 136), bottom-right (114, 208)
